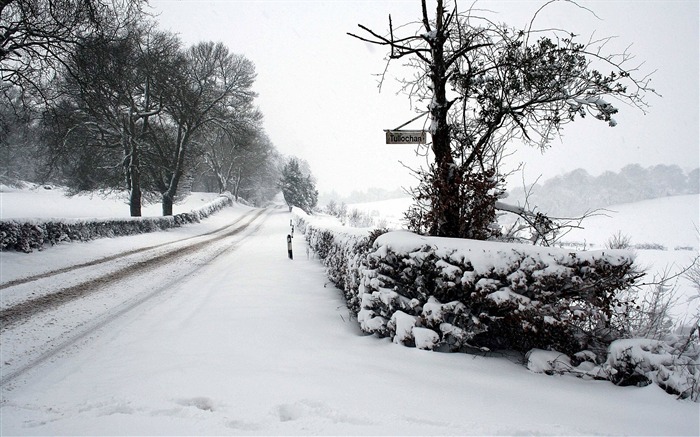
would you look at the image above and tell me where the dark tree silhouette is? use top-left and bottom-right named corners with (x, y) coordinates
top-left (1, 0), bottom-right (145, 103)
top-left (280, 157), bottom-right (318, 214)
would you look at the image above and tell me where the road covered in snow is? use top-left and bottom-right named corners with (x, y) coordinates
top-left (1, 203), bottom-right (698, 435)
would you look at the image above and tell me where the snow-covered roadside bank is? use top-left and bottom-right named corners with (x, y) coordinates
top-left (2, 207), bottom-right (698, 435)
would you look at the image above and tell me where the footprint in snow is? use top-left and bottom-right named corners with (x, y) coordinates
top-left (276, 403), bottom-right (304, 422)
top-left (176, 397), bottom-right (215, 412)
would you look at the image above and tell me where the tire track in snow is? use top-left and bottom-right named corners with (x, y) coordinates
top-left (0, 208), bottom-right (268, 328)
top-left (0, 207), bottom-right (275, 388)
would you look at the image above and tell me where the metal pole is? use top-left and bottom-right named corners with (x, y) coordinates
top-left (391, 111), bottom-right (429, 130)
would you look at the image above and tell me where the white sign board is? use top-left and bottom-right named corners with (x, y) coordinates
top-left (385, 130), bottom-right (427, 144)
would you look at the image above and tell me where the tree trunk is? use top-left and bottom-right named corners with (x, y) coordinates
top-left (162, 192), bottom-right (173, 216)
top-left (161, 127), bottom-right (189, 216)
top-left (233, 166), bottom-right (242, 201)
top-left (427, 1), bottom-right (460, 238)
top-left (123, 115), bottom-right (142, 217)
top-left (129, 151), bottom-right (142, 217)
top-left (216, 174), bottom-right (225, 194)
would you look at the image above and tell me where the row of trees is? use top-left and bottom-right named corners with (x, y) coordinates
top-left (52, 29), bottom-right (272, 216)
top-left (2, 0), bottom-right (146, 190)
top-left (1, 0), bottom-right (315, 215)
top-left (508, 164), bottom-right (700, 217)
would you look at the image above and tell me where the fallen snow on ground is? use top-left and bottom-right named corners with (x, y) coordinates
top-left (348, 197), bottom-right (412, 229)
top-left (1, 188), bottom-right (698, 435)
top-left (349, 194), bottom-right (699, 249)
top-left (563, 194), bottom-right (699, 251)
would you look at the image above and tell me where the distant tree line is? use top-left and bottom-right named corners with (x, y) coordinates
top-left (318, 187), bottom-right (408, 207)
top-left (507, 164), bottom-right (699, 217)
top-left (1, 0), bottom-right (311, 216)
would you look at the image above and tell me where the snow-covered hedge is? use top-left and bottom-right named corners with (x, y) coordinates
top-left (1, 194), bottom-right (234, 253)
top-left (295, 211), bottom-right (370, 311)
top-left (356, 232), bottom-right (639, 356)
top-left (298, 212), bottom-right (637, 355)
top-left (527, 336), bottom-right (699, 400)
top-left (296, 211), bottom-right (699, 400)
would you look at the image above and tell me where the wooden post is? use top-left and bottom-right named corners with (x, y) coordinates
top-left (287, 234), bottom-right (293, 260)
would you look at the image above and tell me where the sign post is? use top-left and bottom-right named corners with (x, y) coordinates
top-left (384, 130), bottom-right (427, 144)
top-left (384, 112), bottom-right (429, 145)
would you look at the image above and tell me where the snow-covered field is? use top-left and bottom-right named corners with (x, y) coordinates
top-left (1, 186), bottom-right (698, 435)
top-left (566, 195), bottom-right (700, 322)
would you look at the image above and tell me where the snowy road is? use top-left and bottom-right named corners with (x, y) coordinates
top-left (1, 207), bottom-right (271, 387)
top-left (1, 205), bottom-right (698, 435)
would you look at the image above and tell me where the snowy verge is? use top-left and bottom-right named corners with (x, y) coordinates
top-left (1, 193), bottom-right (235, 253)
top-left (294, 209), bottom-right (699, 401)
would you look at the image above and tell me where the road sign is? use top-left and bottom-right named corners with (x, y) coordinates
top-left (385, 130), bottom-right (427, 144)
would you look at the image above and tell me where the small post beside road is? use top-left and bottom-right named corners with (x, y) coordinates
top-left (287, 234), bottom-right (293, 260)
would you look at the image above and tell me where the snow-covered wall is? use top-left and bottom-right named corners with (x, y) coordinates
top-left (1, 194), bottom-right (234, 253)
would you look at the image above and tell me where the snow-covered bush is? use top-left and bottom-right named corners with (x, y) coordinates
top-left (295, 209), bottom-right (370, 311)
top-left (323, 199), bottom-right (378, 229)
top-left (633, 242), bottom-right (667, 251)
top-left (606, 231), bottom-right (632, 250)
top-left (0, 193), bottom-right (234, 252)
top-left (526, 349), bottom-right (575, 375)
top-left (357, 232), bottom-right (639, 356)
top-left (527, 338), bottom-right (700, 401)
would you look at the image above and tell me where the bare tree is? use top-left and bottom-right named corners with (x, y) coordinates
top-left (2, 0), bottom-right (148, 190)
top-left (199, 102), bottom-right (262, 195)
top-left (349, 0), bottom-right (655, 240)
top-left (43, 36), bottom-right (261, 216)
top-left (496, 201), bottom-right (604, 247)
top-left (1, 0), bottom-right (145, 106)
top-left (229, 131), bottom-right (281, 204)
top-left (47, 26), bottom-right (181, 216)
top-left (0, 85), bottom-right (41, 182)
top-left (150, 42), bottom-right (258, 215)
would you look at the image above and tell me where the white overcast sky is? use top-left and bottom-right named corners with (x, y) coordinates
top-left (150, 0), bottom-right (699, 196)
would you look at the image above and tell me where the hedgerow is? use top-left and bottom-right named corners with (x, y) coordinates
top-left (294, 209), bottom-right (699, 401)
top-left (1, 194), bottom-right (234, 253)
